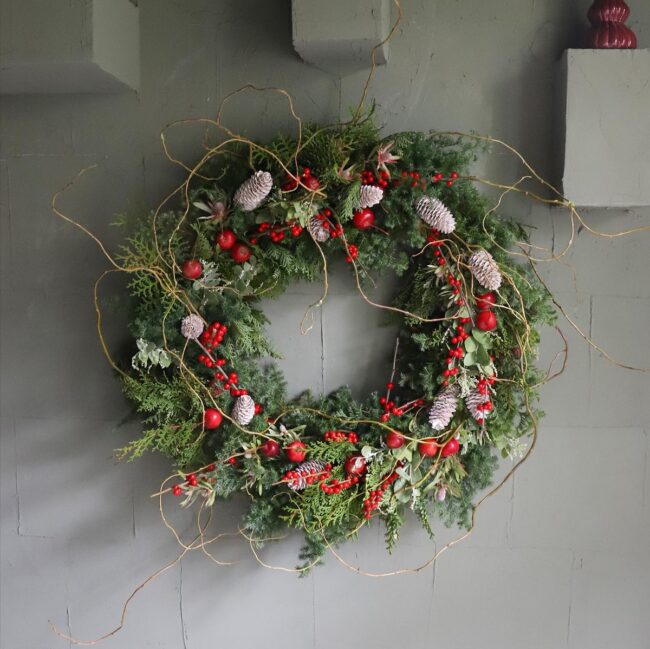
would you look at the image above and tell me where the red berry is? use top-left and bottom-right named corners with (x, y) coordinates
top-left (181, 259), bottom-right (202, 280)
top-left (172, 485), bottom-right (183, 497)
top-left (203, 408), bottom-right (223, 429)
top-left (476, 310), bottom-right (497, 332)
top-left (441, 438), bottom-right (460, 457)
top-left (418, 438), bottom-right (439, 457)
top-left (352, 208), bottom-right (375, 230)
top-left (216, 229), bottom-right (236, 250)
top-left (261, 439), bottom-right (281, 458)
top-left (386, 430), bottom-right (405, 449)
top-left (475, 291), bottom-right (496, 310)
top-left (344, 454), bottom-right (367, 476)
top-left (285, 440), bottom-right (307, 463)
top-left (231, 242), bottom-right (251, 264)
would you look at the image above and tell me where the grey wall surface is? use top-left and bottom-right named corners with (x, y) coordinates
top-left (1, 1), bottom-right (649, 647)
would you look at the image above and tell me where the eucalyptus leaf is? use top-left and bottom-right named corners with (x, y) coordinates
top-left (464, 337), bottom-right (477, 353)
top-left (463, 352), bottom-right (476, 367)
top-left (361, 445), bottom-right (374, 459)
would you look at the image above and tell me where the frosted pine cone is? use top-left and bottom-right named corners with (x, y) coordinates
top-left (428, 385), bottom-right (459, 431)
top-left (307, 215), bottom-right (330, 242)
top-left (357, 185), bottom-right (384, 209)
top-left (180, 314), bottom-right (204, 340)
top-left (468, 249), bottom-right (502, 291)
top-left (416, 197), bottom-right (456, 234)
top-left (465, 388), bottom-right (491, 423)
top-left (231, 395), bottom-right (256, 426)
top-left (285, 459), bottom-right (327, 491)
top-left (233, 171), bottom-right (273, 212)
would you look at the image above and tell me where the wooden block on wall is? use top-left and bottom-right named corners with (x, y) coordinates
top-left (559, 49), bottom-right (650, 207)
top-left (0, 0), bottom-right (139, 94)
top-left (292, 0), bottom-right (390, 73)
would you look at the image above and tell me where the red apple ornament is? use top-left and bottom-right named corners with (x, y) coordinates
top-left (441, 438), bottom-right (460, 457)
top-left (286, 440), bottom-right (307, 463)
top-left (386, 430), bottom-right (405, 449)
top-left (418, 438), bottom-right (439, 457)
top-left (476, 310), bottom-right (497, 331)
top-left (216, 229), bottom-right (236, 250)
top-left (261, 439), bottom-right (281, 458)
top-left (353, 208), bottom-right (375, 230)
top-left (231, 242), bottom-right (251, 264)
top-left (203, 408), bottom-right (223, 429)
top-left (475, 291), bottom-right (496, 310)
top-left (344, 454), bottom-right (367, 476)
top-left (182, 259), bottom-right (203, 280)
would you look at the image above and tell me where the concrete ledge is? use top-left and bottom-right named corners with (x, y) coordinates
top-left (560, 49), bottom-right (650, 207)
top-left (292, 0), bottom-right (391, 74)
top-left (0, 0), bottom-right (139, 94)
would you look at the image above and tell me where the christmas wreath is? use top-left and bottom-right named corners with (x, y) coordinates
top-left (114, 119), bottom-right (555, 569)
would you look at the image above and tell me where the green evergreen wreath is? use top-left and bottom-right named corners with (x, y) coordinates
top-left (115, 119), bottom-right (555, 569)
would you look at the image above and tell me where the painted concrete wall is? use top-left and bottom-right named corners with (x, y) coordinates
top-left (1, 1), bottom-right (649, 647)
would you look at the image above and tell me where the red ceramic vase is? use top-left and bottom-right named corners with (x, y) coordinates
top-left (586, 0), bottom-right (637, 49)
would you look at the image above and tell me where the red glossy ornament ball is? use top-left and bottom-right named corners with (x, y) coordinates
top-left (418, 438), bottom-right (439, 457)
top-left (476, 310), bottom-right (497, 332)
top-left (344, 454), bottom-right (367, 476)
top-left (285, 440), bottom-right (307, 463)
top-left (303, 175), bottom-right (321, 190)
top-left (475, 291), bottom-right (496, 311)
top-left (441, 438), bottom-right (460, 458)
top-left (353, 208), bottom-right (375, 230)
top-left (231, 242), bottom-right (251, 264)
top-left (261, 439), bottom-right (281, 458)
top-left (181, 259), bottom-right (203, 280)
top-left (386, 430), bottom-right (405, 449)
top-left (216, 229), bottom-right (236, 250)
top-left (203, 408), bottom-right (223, 429)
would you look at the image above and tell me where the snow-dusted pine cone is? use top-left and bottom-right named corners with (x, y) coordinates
top-left (416, 196), bottom-right (456, 233)
top-left (231, 394), bottom-right (255, 426)
top-left (180, 314), bottom-right (204, 340)
top-left (428, 385), bottom-right (459, 431)
top-left (286, 459), bottom-right (327, 491)
top-left (307, 215), bottom-right (330, 242)
top-left (465, 388), bottom-right (491, 422)
top-left (468, 249), bottom-right (502, 291)
top-left (357, 185), bottom-right (384, 209)
top-left (233, 171), bottom-right (273, 212)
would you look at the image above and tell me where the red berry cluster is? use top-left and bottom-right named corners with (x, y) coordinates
top-left (446, 271), bottom-right (465, 306)
top-left (313, 208), bottom-right (343, 238)
top-left (474, 376), bottom-right (496, 424)
top-left (215, 229), bottom-right (251, 264)
top-left (393, 169), bottom-right (459, 189)
top-left (283, 463), bottom-right (332, 489)
top-left (362, 470), bottom-right (399, 519)
top-left (441, 318), bottom-right (472, 385)
top-left (345, 243), bottom-right (358, 263)
top-left (378, 382), bottom-right (426, 422)
top-left (324, 430), bottom-right (359, 443)
top-left (172, 463), bottom-right (217, 496)
top-left (432, 170), bottom-right (459, 187)
top-left (252, 220), bottom-right (303, 245)
top-left (426, 229), bottom-right (448, 268)
top-left (361, 168), bottom-right (391, 188)
top-left (196, 322), bottom-right (253, 399)
top-left (281, 167), bottom-right (320, 192)
top-left (198, 322), bottom-right (227, 358)
top-left (320, 473), bottom-right (361, 495)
